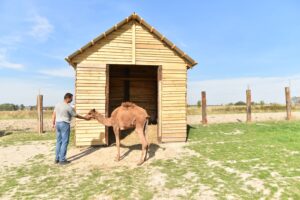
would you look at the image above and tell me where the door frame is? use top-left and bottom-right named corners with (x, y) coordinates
top-left (105, 64), bottom-right (161, 145)
top-left (157, 65), bottom-right (162, 143)
top-left (105, 64), bottom-right (109, 146)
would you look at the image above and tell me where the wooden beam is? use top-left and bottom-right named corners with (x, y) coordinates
top-left (285, 87), bottom-right (292, 120)
top-left (246, 89), bottom-right (252, 122)
top-left (132, 22), bottom-right (136, 64)
top-left (105, 65), bottom-right (109, 145)
top-left (37, 95), bottom-right (43, 133)
top-left (157, 66), bottom-right (162, 142)
top-left (201, 91), bottom-right (207, 124)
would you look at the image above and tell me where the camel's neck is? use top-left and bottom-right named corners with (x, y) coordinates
top-left (94, 113), bottom-right (112, 127)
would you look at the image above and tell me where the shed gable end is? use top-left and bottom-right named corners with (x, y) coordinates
top-left (73, 22), bottom-right (133, 65)
top-left (135, 23), bottom-right (186, 65)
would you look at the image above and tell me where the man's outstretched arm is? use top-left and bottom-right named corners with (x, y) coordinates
top-left (75, 114), bottom-right (91, 120)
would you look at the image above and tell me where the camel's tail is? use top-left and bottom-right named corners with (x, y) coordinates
top-left (143, 118), bottom-right (149, 136)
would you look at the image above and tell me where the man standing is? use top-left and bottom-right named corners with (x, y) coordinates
top-left (52, 93), bottom-right (91, 165)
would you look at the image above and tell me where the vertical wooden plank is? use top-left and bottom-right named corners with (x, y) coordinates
top-left (285, 87), bottom-right (292, 120)
top-left (74, 69), bottom-right (77, 146)
top-left (246, 89), bottom-right (252, 122)
top-left (37, 95), bottom-right (43, 133)
top-left (157, 65), bottom-right (162, 143)
top-left (132, 22), bottom-right (136, 64)
top-left (105, 65), bottom-right (109, 145)
top-left (201, 91), bottom-right (207, 124)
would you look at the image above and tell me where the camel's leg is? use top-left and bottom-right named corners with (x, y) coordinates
top-left (114, 127), bottom-right (120, 162)
top-left (136, 128), bottom-right (148, 165)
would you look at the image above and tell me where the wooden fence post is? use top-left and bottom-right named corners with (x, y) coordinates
top-left (285, 87), bottom-right (292, 120)
top-left (246, 89), bottom-right (252, 122)
top-left (37, 95), bottom-right (43, 133)
top-left (201, 91), bottom-right (207, 124)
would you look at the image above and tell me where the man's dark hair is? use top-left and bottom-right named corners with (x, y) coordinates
top-left (64, 93), bottom-right (73, 99)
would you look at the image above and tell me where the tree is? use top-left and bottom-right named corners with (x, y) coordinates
top-left (291, 97), bottom-right (300, 105)
top-left (20, 104), bottom-right (25, 110)
top-left (234, 101), bottom-right (246, 106)
top-left (259, 101), bottom-right (265, 106)
top-left (197, 100), bottom-right (202, 107)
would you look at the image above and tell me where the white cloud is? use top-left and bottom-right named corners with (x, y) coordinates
top-left (28, 15), bottom-right (53, 41)
top-left (39, 67), bottom-right (74, 78)
top-left (188, 75), bottom-right (300, 105)
top-left (0, 48), bottom-right (24, 70)
top-left (0, 35), bottom-right (22, 47)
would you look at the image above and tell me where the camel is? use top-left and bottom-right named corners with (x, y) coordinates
top-left (87, 102), bottom-right (150, 165)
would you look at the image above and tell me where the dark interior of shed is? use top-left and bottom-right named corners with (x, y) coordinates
top-left (108, 65), bottom-right (158, 144)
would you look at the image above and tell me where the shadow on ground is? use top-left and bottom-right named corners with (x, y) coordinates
top-left (187, 124), bottom-right (196, 142)
top-left (119, 143), bottom-right (163, 161)
top-left (68, 142), bottom-right (163, 163)
top-left (0, 130), bottom-right (12, 137)
top-left (68, 146), bottom-right (102, 162)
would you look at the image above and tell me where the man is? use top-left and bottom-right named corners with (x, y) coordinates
top-left (52, 93), bottom-right (91, 165)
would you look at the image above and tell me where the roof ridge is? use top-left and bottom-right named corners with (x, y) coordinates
top-left (65, 13), bottom-right (197, 68)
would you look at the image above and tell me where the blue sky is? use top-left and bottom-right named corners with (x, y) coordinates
top-left (0, 0), bottom-right (299, 105)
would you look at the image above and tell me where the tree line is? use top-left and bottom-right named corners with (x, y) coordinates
top-left (0, 104), bottom-right (54, 111)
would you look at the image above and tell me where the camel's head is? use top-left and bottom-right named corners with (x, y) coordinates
top-left (87, 108), bottom-right (97, 119)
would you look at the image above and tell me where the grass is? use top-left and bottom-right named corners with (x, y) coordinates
top-left (0, 110), bottom-right (53, 120)
top-left (0, 130), bottom-right (75, 146)
top-left (1, 121), bottom-right (300, 199)
top-left (187, 105), bottom-right (300, 115)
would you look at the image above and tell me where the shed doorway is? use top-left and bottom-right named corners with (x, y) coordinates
top-left (107, 65), bottom-right (159, 145)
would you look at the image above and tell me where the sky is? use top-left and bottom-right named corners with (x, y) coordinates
top-left (0, 0), bottom-right (299, 106)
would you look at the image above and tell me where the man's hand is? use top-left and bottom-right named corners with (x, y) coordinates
top-left (52, 121), bottom-right (56, 129)
top-left (84, 115), bottom-right (92, 120)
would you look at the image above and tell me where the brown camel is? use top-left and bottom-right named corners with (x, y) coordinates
top-left (87, 102), bottom-right (150, 165)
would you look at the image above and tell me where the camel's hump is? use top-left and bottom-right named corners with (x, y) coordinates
top-left (121, 102), bottom-right (136, 108)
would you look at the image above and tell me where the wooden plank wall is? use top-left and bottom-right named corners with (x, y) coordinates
top-left (73, 23), bottom-right (133, 65)
top-left (73, 21), bottom-right (188, 145)
top-left (135, 24), bottom-right (185, 65)
top-left (134, 23), bottom-right (187, 142)
top-left (75, 63), bottom-right (107, 146)
top-left (161, 64), bottom-right (187, 142)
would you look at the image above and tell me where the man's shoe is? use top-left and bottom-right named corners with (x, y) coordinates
top-left (54, 160), bottom-right (59, 164)
top-left (59, 160), bottom-right (71, 165)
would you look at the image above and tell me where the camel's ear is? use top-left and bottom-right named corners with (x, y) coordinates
top-left (92, 108), bottom-right (96, 112)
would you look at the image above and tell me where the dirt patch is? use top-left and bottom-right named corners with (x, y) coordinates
top-left (0, 142), bottom-right (51, 169)
top-left (66, 142), bottom-right (190, 170)
top-left (188, 112), bottom-right (300, 124)
top-left (0, 119), bottom-right (74, 132)
top-left (0, 140), bottom-right (193, 172)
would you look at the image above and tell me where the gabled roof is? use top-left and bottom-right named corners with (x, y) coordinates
top-left (65, 13), bottom-right (197, 68)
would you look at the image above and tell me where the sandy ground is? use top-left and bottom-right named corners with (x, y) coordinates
top-left (0, 119), bottom-right (74, 132)
top-left (0, 142), bottom-right (53, 169)
top-left (0, 141), bottom-right (188, 170)
top-left (187, 111), bottom-right (300, 124)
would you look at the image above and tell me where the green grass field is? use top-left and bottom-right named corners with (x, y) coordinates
top-left (1, 121), bottom-right (300, 199)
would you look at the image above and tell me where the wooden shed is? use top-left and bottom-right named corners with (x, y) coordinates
top-left (65, 13), bottom-right (197, 146)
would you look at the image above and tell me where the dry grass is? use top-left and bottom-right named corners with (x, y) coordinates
top-left (188, 105), bottom-right (300, 115)
top-left (0, 110), bottom-right (53, 120)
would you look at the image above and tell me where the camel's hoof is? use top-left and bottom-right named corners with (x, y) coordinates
top-left (137, 160), bottom-right (145, 166)
top-left (114, 157), bottom-right (120, 162)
